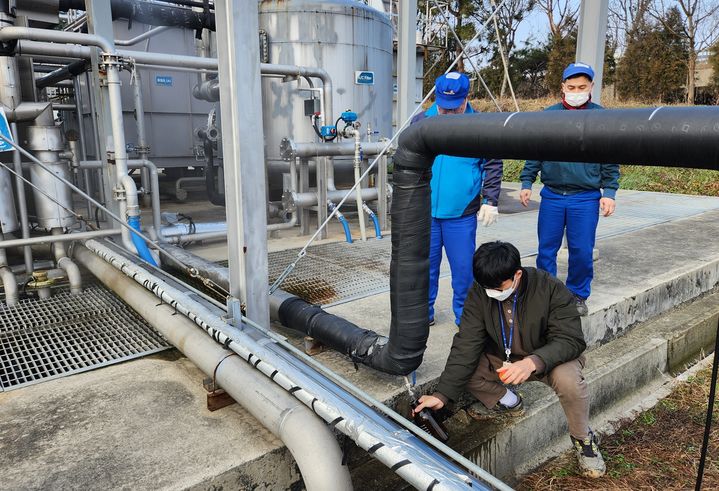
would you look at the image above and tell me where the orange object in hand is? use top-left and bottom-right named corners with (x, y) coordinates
top-left (497, 367), bottom-right (511, 383)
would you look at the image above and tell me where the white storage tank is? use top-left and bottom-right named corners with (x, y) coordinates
top-left (259, 0), bottom-right (393, 173)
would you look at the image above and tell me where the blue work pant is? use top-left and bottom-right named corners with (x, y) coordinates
top-left (536, 187), bottom-right (601, 299)
top-left (429, 214), bottom-right (477, 325)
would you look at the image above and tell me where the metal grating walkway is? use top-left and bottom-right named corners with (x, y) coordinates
top-left (0, 285), bottom-right (170, 391)
top-left (262, 189), bottom-right (719, 307)
top-left (268, 240), bottom-right (392, 306)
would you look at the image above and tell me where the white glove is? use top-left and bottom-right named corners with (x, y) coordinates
top-left (477, 204), bottom-right (498, 227)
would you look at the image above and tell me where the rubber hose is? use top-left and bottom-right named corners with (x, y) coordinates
top-left (338, 216), bottom-right (353, 244)
top-left (128, 215), bottom-right (158, 266)
top-left (369, 211), bottom-right (382, 239)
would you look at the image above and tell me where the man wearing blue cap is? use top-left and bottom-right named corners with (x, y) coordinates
top-left (519, 62), bottom-right (620, 316)
top-left (412, 72), bottom-right (503, 326)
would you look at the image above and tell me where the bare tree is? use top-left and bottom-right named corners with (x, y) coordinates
top-left (650, 0), bottom-right (719, 104)
top-left (536, 0), bottom-right (579, 40)
top-left (609, 0), bottom-right (652, 51)
top-left (474, 0), bottom-right (535, 98)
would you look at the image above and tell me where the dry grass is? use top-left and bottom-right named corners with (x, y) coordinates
top-left (517, 367), bottom-right (719, 490)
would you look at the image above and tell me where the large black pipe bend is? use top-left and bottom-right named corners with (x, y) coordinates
top-left (394, 107), bottom-right (719, 171)
top-left (277, 107), bottom-right (719, 376)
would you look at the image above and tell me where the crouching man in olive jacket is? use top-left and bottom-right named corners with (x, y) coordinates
top-left (414, 241), bottom-right (605, 478)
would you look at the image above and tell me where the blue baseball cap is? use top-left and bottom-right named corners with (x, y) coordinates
top-left (435, 72), bottom-right (470, 109)
top-left (563, 62), bottom-right (594, 81)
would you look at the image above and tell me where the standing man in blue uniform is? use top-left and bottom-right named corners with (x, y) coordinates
top-left (412, 72), bottom-right (503, 326)
top-left (519, 63), bottom-right (620, 315)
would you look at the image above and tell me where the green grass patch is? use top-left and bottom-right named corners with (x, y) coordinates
top-left (501, 161), bottom-right (719, 197)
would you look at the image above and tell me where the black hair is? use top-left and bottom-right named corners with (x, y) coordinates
top-left (564, 73), bottom-right (593, 82)
top-left (473, 241), bottom-right (521, 288)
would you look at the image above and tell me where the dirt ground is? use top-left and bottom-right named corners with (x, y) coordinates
top-left (518, 366), bottom-right (719, 490)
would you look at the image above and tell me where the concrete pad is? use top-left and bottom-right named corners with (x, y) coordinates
top-left (0, 352), bottom-right (301, 491)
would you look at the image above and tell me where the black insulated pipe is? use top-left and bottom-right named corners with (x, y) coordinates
top-left (59, 0), bottom-right (216, 31)
top-left (35, 59), bottom-right (88, 89)
top-left (202, 138), bottom-right (225, 206)
top-left (274, 167), bottom-right (432, 375)
top-left (275, 107), bottom-right (719, 376)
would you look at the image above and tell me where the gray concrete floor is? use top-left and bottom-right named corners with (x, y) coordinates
top-left (3, 184), bottom-right (719, 490)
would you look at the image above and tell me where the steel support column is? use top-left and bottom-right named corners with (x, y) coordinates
top-left (576, 0), bottom-right (609, 103)
top-left (214, 0), bottom-right (270, 328)
top-left (397, 0), bottom-right (417, 132)
top-left (84, 0), bottom-right (119, 220)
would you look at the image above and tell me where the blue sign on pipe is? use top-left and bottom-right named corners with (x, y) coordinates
top-left (355, 71), bottom-right (375, 85)
top-left (0, 108), bottom-right (14, 153)
top-left (155, 75), bottom-right (173, 87)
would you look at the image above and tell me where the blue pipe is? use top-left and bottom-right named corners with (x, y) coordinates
top-left (337, 215), bottom-right (353, 244)
top-left (368, 210), bottom-right (382, 239)
top-left (128, 215), bottom-right (158, 266)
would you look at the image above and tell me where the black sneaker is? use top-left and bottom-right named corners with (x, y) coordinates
top-left (429, 318), bottom-right (436, 326)
top-left (467, 393), bottom-right (524, 421)
top-left (571, 430), bottom-right (606, 478)
top-left (574, 295), bottom-right (589, 316)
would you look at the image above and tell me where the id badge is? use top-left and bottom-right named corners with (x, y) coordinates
top-left (502, 361), bottom-right (512, 368)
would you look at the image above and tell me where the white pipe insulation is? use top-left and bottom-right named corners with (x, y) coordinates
top-left (73, 244), bottom-right (352, 491)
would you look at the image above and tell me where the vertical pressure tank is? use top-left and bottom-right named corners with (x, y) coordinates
top-left (258, 0), bottom-right (393, 171)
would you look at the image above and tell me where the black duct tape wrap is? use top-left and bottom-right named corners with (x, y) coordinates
top-left (60, 0), bottom-right (216, 31)
top-left (277, 297), bottom-right (381, 362)
top-left (395, 107), bottom-right (719, 171)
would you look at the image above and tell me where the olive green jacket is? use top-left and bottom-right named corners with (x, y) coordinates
top-left (435, 267), bottom-right (586, 403)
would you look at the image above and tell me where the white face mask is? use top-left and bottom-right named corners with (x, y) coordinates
top-left (485, 277), bottom-right (517, 302)
top-left (564, 91), bottom-right (590, 108)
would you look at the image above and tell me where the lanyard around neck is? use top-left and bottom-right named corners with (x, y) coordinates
top-left (498, 293), bottom-right (518, 362)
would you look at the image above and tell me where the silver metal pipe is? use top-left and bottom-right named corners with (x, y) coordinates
top-left (130, 67), bottom-right (152, 208)
top-left (175, 176), bottom-right (204, 201)
top-left (72, 77), bottom-right (93, 220)
top-left (74, 244), bottom-right (353, 491)
top-left (51, 228), bottom-right (82, 295)
top-left (115, 26), bottom-right (170, 46)
top-left (10, 123), bottom-right (32, 273)
top-left (6, 102), bottom-right (52, 122)
top-left (78, 159), bottom-right (161, 233)
top-left (160, 221), bottom-right (227, 239)
top-left (164, 231), bottom-right (227, 244)
top-left (0, 237), bottom-right (18, 307)
top-left (0, 229), bottom-right (121, 249)
top-left (288, 187), bottom-right (380, 209)
top-left (0, 26), bottom-right (113, 53)
top-left (9, 260), bottom-right (55, 274)
top-left (267, 214), bottom-right (298, 232)
top-left (348, 129), bottom-right (367, 241)
top-left (52, 103), bottom-right (76, 111)
top-left (16, 40), bottom-right (92, 59)
top-left (281, 140), bottom-right (391, 159)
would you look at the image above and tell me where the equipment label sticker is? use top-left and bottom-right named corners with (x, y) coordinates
top-left (0, 107), bottom-right (14, 153)
top-left (355, 71), bottom-right (375, 85)
top-left (155, 75), bottom-right (173, 87)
